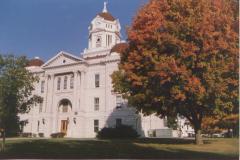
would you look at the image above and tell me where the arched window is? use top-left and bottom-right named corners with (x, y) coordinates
top-left (58, 99), bottom-right (72, 113)
top-left (70, 75), bottom-right (74, 89)
top-left (62, 105), bottom-right (68, 112)
top-left (64, 76), bottom-right (68, 89)
top-left (57, 77), bottom-right (61, 90)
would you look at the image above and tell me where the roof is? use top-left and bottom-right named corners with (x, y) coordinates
top-left (110, 43), bottom-right (129, 53)
top-left (28, 57), bottom-right (44, 67)
top-left (98, 12), bottom-right (116, 21)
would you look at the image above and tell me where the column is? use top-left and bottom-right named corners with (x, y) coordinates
top-left (44, 74), bottom-right (50, 112)
top-left (73, 71), bottom-right (78, 112)
top-left (80, 71), bottom-right (85, 112)
top-left (47, 74), bottom-right (56, 134)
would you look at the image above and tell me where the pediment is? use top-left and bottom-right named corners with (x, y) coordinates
top-left (42, 51), bottom-right (84, 68)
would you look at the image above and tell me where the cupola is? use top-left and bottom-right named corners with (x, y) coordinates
top-left (85, 2), bottom-right (121, 53)
top-left (28, 57), bottom-right (44, 67)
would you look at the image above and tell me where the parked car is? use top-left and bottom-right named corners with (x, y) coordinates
top-left (212, 133), bottom-right (224, 138)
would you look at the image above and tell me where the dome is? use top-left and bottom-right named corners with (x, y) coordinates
top-left (28, 57), bottom-right (44, 67)
top-left (97, 12), bottom-right (116, 21)
top-left (97, 2), bottom-right (116, 22)
top-left (110, 43), bottom-right (129, 53)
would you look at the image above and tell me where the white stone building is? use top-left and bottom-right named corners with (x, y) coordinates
top-left (20, 3), bottom-right (192, 138)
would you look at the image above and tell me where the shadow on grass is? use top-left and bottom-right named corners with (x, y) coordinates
top-left (0, 138), bottom-right (238, 159)
top-left (133, 138), bottom-right (196, 144)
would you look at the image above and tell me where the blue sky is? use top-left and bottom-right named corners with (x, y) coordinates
top-left (0, 0), bottom-right (147, 61)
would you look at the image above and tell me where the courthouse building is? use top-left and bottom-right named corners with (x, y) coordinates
top-left (20, 3), bottom-right (193, 138)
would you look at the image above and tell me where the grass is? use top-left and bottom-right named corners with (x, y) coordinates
top-left (0, 138), bottom-right (238, 159)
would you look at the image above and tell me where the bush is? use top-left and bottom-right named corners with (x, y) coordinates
top-left (38, 133), bottom-right (44, 137)
top-left (97, 125), bottom-right (139, 139)
top-left (50, 132), bottom-right (65, 138)
top-left (20, 132), bottom-right (32, 137)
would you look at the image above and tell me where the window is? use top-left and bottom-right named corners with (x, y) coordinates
top-left (94, 97), bottom-right (99, 111)
top-left (116, 118), bottom-right (122, 127)
top-left (70, 75), bottom-right (74, 89)
top-left (39, 101), bottom-right (43, 113)
top-left (95, 74), bottom-right (100, 88)
top-left (64, 76), bottom-right (68, 89)
top-left (41, 81), bottom-right (45, 93)
top-left (62, 105), bottom-right (68, 113)
top-left (106, 35), bottom-right (112, 46)
top-left (116, 95), bottom-right (122, 109)
top-left (57, 77), bottom-right (61, 90)
top-left (94, 120), bottom-right (99, 133)
top-left (163, 117), bottom-right (168, 127)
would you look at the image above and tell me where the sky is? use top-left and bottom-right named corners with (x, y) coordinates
top-left (0, 0), bottom-right (147, 61)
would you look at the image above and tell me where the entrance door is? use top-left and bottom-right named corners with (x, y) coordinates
top-left (61, 120), bottom-right (68, 135)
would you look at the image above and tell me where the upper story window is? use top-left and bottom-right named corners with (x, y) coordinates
top-left (106, 24), bottom-right (112, 29)
top-left (70, 75), bottom-right (74, 89)
top-left (64, 76), bottom-right (68, 89)
top-left (41, 81), bottom-right (45, 93)
top-left (94, 97), bottom-right (99, 111)
top-left (95, 74), bottom-right (100, 88)
top-left (57, 77), bottom-right (61, 90)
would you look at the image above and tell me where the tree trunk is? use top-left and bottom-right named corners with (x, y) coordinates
top-left (195, 129), bottom-right (203, 145)
top-left (0, 130), bottom-right (6, 152)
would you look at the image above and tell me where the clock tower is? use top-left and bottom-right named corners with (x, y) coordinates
top-left (84, 2), bottom-right (121, 54)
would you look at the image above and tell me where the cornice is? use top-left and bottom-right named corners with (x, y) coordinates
top-left (43, 61), bottom-right (87, 70)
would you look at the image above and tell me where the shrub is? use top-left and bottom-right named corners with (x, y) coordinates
top-left (97, 125), bottom-right (139, 139)
top-left (38, 133), bottom-right (44, 137)
top-left (50, 132), bottom-right (65, 138)
top-left (20, 132), bottom-right (32, 137)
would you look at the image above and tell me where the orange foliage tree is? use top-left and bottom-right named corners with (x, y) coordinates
top-left (202, 114), bottom-right (239, 137)
top-left (112, 0), bottom-right (238, 144)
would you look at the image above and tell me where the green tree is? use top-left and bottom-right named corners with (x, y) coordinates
top-left (112, 0), bottom-right (238, 144)
top-left (0, 55), bottom-right (42, 151)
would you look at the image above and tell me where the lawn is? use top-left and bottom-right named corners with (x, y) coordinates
top-left (0, 138), bottom-right (238, 159)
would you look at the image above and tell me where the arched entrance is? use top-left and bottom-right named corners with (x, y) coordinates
top-left (58, 99), bottom-right (72, 135)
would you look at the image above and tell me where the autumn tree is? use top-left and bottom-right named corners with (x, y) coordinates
top-left (0, 55), bottom-right (42, 151)
top-left (112, 0), bottom-right (238, 144)
top-left (202, 114), bottom-right (239, 137)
